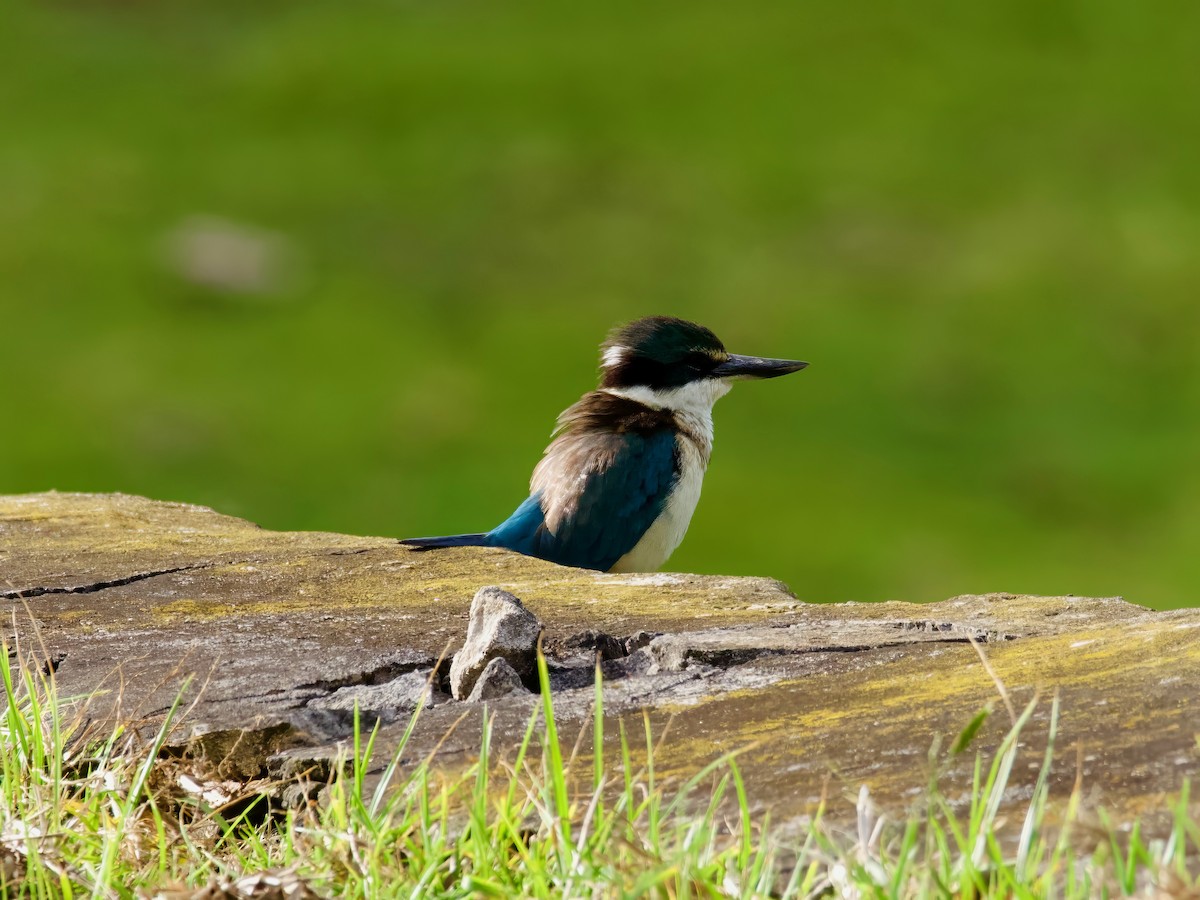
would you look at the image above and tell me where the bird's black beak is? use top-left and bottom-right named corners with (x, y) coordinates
top-left (711, 354), bottom-right (809, 380)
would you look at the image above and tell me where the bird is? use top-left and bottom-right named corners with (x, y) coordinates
top-left (401, 316), bottom-right (807, 572)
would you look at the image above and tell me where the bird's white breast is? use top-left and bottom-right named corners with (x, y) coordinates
top-left (604, 379), bottom-right (724, 573)
top-left (610, 434), bottom-right (706, 572)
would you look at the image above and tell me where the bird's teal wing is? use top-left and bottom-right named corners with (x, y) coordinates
top-left (488, 429), bottom-right (680, 571)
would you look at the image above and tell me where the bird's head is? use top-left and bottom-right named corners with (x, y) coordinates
top-left (599, 316), bottom-right (807, 411)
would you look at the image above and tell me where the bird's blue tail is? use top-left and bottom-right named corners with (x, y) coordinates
top-left (400, 533), bottom-right (492, 551)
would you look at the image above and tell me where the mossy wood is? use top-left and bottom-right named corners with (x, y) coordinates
top-left (2, 491), bottom-right (1197, 835)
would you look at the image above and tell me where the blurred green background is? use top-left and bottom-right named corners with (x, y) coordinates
top-left (4, 1), bottom-right (1199, 608)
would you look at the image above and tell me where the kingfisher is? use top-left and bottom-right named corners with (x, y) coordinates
top-left (401, 316), bottom-right (807, 572)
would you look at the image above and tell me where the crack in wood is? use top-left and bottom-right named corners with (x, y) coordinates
top-left (1, 564), bottom-right (213, 600)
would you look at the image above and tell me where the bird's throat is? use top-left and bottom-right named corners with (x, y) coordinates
top-left (600, 382), bottom-right (722, 463)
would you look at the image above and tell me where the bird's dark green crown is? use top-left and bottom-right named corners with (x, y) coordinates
top-left (600, 316), bottom-right (730, 390)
